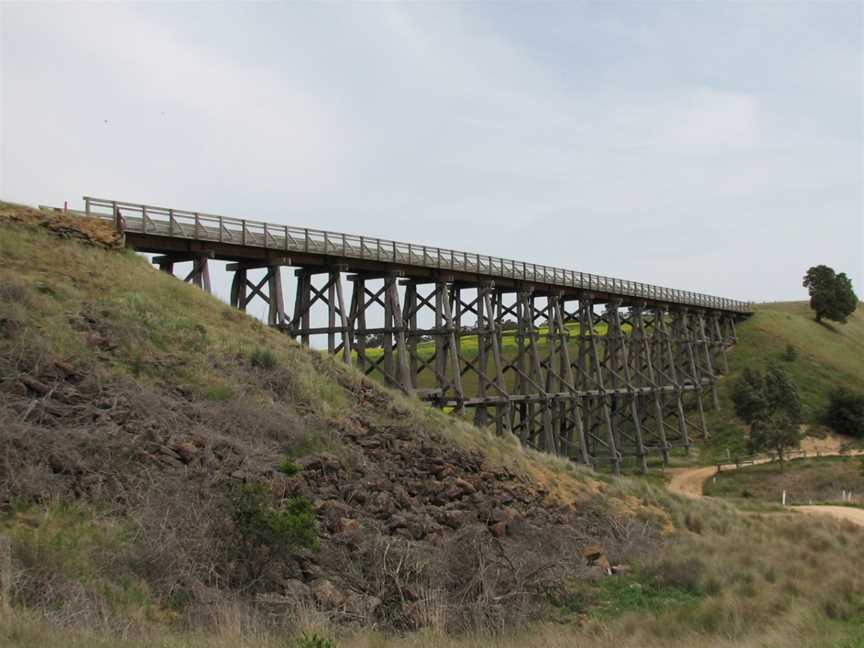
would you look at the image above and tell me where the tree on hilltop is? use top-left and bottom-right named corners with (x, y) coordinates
top-left (803, 265), bottom-right (858, 324)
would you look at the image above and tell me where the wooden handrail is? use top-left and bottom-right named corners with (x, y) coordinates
top-left (81, 195), bottom-right (752, 313)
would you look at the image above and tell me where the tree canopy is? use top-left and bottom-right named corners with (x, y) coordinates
top-left (731, 365), bottom-right (802, 469)
top-left (824, 388), bottom-right (864, 438)
top-left (731, 365), bottom-right (801, 425)
top-left (803, 265), bottom-right (858, 323)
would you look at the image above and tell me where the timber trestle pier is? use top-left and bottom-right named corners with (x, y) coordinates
top-left (80, 196), bottom-right (751, 474)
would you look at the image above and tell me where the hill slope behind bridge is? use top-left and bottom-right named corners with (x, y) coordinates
top-left (703, 300), bottom-right (864, 460)
top-left (1, 202), bottom-right (863, 648)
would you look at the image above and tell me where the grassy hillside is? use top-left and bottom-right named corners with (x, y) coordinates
top-left (703, 301), bottom-right (864, 461)
top-left (1, 203), bottom-right (864, 648)
top-left (730, 301), bottom-right (864, 419)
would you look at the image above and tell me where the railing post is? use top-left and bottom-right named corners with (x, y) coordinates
top-left (242, 220), bottom-right (246, 246)
top-left (304, 228), bottom-right (309, 253)
top-left (169, 209), bottom-right (175, 237)
top-left (195, 212), bottom-right (201, 239)
top-left (84, 197), bottom-right (91, 216)
top-left (284, 226), bottom-right (289, 250)
top-left (112, 202), bottom-right (123, 234)
top-left (264, 223), bottom-right (269, 249)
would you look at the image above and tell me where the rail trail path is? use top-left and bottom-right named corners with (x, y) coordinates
top-left (667, 434), bottom-right (864, 527)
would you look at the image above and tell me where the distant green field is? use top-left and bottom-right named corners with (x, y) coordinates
top-left (360, 321), bottom-right (610, 361)
top-left (355, 321), bottom-right (615, 394)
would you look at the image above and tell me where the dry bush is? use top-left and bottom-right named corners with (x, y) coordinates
top-left (322, 502), bottom-right (660, 636)
top-left (431, 524), bottom-right (587, 633)
top-left (0, 277), bottom-right (34, 311)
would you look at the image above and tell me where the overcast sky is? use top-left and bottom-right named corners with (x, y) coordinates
top-left (1, 2), bottom-right (862, 305)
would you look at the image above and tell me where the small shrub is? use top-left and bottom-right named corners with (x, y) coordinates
top-left (250, 347), bottom-right (278, 370)
top-left (278, 458), bottom-right (301, 476)
top-left (684, 513), bottom-right (703, 534)
top-left (782, 344), bottom-right (798, 362)
top-left (0, 278), bottom-right (33, 305)
top-left (205, 384), bottom-right (234, 401)
top-left (823, 388), bottom-right (864, 438)
top-left (642, 557), bottom-right (706, 595)
top-left (130, 355), bottom-right (144, 377)
top-left (229, 484), bottom-right (318, 582)
top-left (293, 634), bottom-right (336, 648)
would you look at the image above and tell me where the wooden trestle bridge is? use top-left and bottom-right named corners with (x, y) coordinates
top-left (81, 196), bottom-right (751, 474)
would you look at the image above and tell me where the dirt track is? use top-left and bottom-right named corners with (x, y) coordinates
top-left (666, 436), bottom-right (864, 527)
top-left (792, 505), bottom-right (864, 526)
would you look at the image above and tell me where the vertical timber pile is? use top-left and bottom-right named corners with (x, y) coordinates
top-left (576, 296), bottom-right (621, 475)
top-left (400, 279), bottom-right (463, 407)
top-left (672, 308), bottom-right (709, 439)
top-left (602, 299), bottom-right (648, 474)
top-left (650, 306), bottom-right (691, 452)
top-left (348, 274), bottom-right (412, 392)
top-left (465, 283), bottom-right (511, 434)
top-left (544, 292), bottom-right (589, 464)
top-left (228, 260), bottom-right (289, 328)
top-left (505, 288), bottom-right (554, 453)
top-left (153, 252), bottom-right (214, 293)
top-left (628, 303), bottom-right (670, 464)
top-left (290, 267), bottom-right (352, 361)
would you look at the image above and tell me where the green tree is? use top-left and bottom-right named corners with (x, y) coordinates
top-left (731, 367), bottom-right (768, 423)
top-left (732, 365), bottom-right (802, 470)
top-left (747, 412), bottom-right (802, 471)
top-left (763, 365), bottom-right (801, 422)
top-left (824, 388), bottom-right (864, 438)
top-left (803, 265), bottom-right (859, 324)
top-left (227, 483), bottom-right (317, 584)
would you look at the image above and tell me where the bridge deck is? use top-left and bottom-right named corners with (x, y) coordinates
top-left (82, 196), bottom-right (750, 314)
